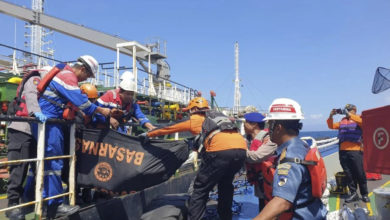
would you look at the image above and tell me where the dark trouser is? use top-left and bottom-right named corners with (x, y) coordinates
top-left (188, 149), bottom-right (246, 220)
top-left (339, 150), bottom-right (368, 196)
top-left (6, 129), bottom-right (36, 205)
top-left (258, 198), bottom-right (265, 213)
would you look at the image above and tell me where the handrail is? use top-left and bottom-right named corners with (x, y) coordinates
top-left (317, 139), bottom-right (339, 149)
top-left (0, 115), bottom-right (74, 124)
top-left (316, 137), bottom-right (338, 144)
top-left (300, 136), bottom-right (339, 150)
top-left (0, 120), bottom-right (76, 220)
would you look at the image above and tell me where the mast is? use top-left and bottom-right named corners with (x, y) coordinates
top-left (233, 42), bottom-right (241, 115)
top-left (25, 0), bottom-right (54, 67)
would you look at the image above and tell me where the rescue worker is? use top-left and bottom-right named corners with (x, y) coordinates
top-left (244, 112), bottom-right (277, 212)
top-left (327, 104), bottom-right (369, 203)
top-left (80, 83), bottom-right (98, 103)
top-left (254, 98), bottom-right (327, 220)
top-left (147, 97), bottom-right (247, 220)
top-left (79, 83), bottom-right (99, 127)
top-left (5, 66), bottom-right (51, 220)
top-left (75, 83), bottom-right (99, 203)
top-left (38, 55), bottom-right (111, 218)
top-left (96, 77), bottom-right (155, 133)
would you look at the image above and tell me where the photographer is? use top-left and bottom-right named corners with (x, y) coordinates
top-left (327, 104), bottom-right (369, 203)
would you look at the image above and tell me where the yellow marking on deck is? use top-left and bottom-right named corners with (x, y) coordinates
top-left (336, 194), bottom-right (340, 211)
top-left (366, 180), bottom-right (390, 216)
top-left (366, 202), bottom-right (373, 216)
top-left (0, 195), bottom-right (6, 200)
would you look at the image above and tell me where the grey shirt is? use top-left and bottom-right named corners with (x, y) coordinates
top-left (246, 130), bottom-right (278, 163)
top-left (8, 76), bottom-right (41, 135)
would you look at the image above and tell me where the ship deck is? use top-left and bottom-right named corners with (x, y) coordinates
top-left (0, 145), bottom-right (388, 219)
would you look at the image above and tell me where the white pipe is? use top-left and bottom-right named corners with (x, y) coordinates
top-left (34, 123), bottom-right (45, 219)
top-left (133, 46), bottom-right (137, 92)
top-left (68, 124), bottom-right (76, 206)
top-left (116, 48), bottom-right (120, 88)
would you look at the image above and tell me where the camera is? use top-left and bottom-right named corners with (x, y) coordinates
top-left (334, 108), bottom-right (346, 115)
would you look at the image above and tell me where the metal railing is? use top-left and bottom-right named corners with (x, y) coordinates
top-left (0, 116), bottom-right (76, 219)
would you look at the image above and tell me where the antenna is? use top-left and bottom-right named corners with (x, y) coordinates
top-left (233, 42), bottom-right (241, 115)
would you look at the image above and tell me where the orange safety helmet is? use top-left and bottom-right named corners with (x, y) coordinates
top-left (80, 83), bottom-right (98, 99)
top-left (184, 97), bottom-right (209, 111)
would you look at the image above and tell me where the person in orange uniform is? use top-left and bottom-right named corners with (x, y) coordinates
top-left (327, 104), bottom-right (369, 203)
top-left (147, 97), bottom-right (247, 220)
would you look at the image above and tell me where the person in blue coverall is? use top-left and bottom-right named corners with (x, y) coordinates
top-left (37, 55), bottom-right (111, 218)
top-left (254, 98), bottom-right (327, 220)
top-left (96, 75), bottom-right (156, 133)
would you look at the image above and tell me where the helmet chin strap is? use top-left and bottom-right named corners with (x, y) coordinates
top-left (268, 121), bottom-right (276, 141)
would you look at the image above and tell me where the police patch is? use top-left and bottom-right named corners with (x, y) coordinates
top-left (277, 163), bottom-right (291, 170)
top-left (278, 176), bottom-right (288, 186)
top-left (33, 78), bottom-right (40, 85)
top-left (277, 163), bottom-right (291, 175)
top-left (278, 169), bottom-right (289, 175)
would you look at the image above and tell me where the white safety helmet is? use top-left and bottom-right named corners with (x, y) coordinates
top-left (39, 66), bottom-right (53, 78)
top-left (119, 79), bottom-right (137, 92)
top-left (120, 71), bottom-right (135, 81)
top-left (264, 98), bottom-right (304, 121)
top-left (244, 105), bottom-right (258, 113)
top-left (78, 55), bottom-right (99, 77)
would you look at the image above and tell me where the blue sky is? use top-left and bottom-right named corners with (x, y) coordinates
top-left (1, 0), bottom-right (390, 131)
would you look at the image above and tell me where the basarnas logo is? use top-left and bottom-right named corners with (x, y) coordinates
top-left (94, 162), bottom-right (113, 182)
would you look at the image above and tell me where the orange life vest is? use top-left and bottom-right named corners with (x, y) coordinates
top-left (279, 147), bottom-right (327, 198)
top-left (260, 156), bottom-right (293, 220)
top-left (245, 130), bottom-right (269, 185)
top-left (37, 65), bottom-right (77, 120)
top-left (36, 66), bottom-right (61, 93)
top-left (246, 138), bottom-right (265, 185)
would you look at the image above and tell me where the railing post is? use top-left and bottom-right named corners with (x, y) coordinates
top-left (68, 123), bottom-right (76, 206)
top-left (34, 122), bottom-right (45, 220)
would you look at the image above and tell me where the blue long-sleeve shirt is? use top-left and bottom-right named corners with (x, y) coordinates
top-left (39, 64), bottom-right (97, 118)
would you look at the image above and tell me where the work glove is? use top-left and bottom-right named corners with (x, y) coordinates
top-left (138, 132), bottom-right (150, 145)
top-left (34, 112), bottom-right (47, 123)
top-left (110, 108), bottom-right (124, 121)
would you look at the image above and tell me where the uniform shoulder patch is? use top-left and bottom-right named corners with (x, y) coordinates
top-left (277, 163), bottom-right (291, 176)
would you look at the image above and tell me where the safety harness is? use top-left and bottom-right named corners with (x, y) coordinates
top-left (194, 110), bottom-right (238, 152)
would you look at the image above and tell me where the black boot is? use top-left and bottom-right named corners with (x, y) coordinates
top-left (5, 203), bottom-right (25, 220)
top-left (345, 192), bottom-right (359, 203)
top-left (362, 195), bottom-right (370, 203)
top-left (46, 203), bottom-right (80, 219)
